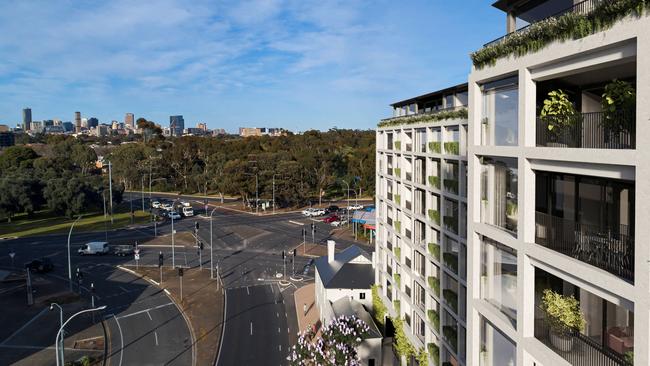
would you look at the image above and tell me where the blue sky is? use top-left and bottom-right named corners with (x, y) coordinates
top-left (0, 0), bottom-right (505, 132)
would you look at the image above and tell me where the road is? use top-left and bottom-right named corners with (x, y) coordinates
top-left (1, 195), bottom-right (373, 365)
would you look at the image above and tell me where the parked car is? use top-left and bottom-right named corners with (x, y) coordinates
top-left (78, 242), bottom-right (110, 255)
top-left (180, 201), bottom-right (191, 207)
top-left (347, 204), bottom-right (364, 210)
top-left (312, 208), bottom-right (326, 216)
top-left (323, 215), bottom-right (340, 223)
top-left (181, 206), bottom-right (194, 217)
top-left (325, 205), bottom-right (339, 214)
top-left (331, 220), bottom-right (348, 227)
top-left (25, 258), bottom-right (54, 273)
top-left (113, 245), bottom-right (134, 256)
top-left (160, 203), bottom-right (173, 211)
top-left (302, 208), bottom-right (317, 216)
top-left (168, 211), bottom-right (182, 220)
top-left (152, 201), bottom-right (161, 209)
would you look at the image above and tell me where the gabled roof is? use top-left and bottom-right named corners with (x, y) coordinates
top-left (331, 298), bottom-right (382, 339)
top-left (315, 245), bottom-right (373, 290)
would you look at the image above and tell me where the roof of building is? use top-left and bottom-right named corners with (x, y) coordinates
top-left (390, 82), bottom-right (468, 107)
top-left (315, 245), bottom-right (373, 289)
top-left (331, 298), bottom-right (382, 339)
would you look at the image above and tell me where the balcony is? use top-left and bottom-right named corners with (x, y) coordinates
top-left (443, 179), bottom-right (458, 195)
top-left (444, 142), bottom-right (459, 155)
top-left (428, 243), bottom-right (440, 261)
top-left (428, 176), bottom-right (440, 189)
top-left (394, 246), bottom-right (401, 259)
top-left (428, 309), bottom-right (440, 330)
top-left (443, 325), bottom-right (458, 353)
top-left (535, 212), bottom-right (633, 281)
top-left (393, 273), bottom-right (401, 288)
top-left (428, 276), bottom-right (440, 296)
top-left (443, 215), bottom-right (458, 234)
top-left (536, 111), bottom-right (635, 149)
top-left (394, 168), bottom-right (401, 178)
top-left (428, 343), bottom-right (440, 366)
top-left (428, 209), bottom-right (440, 225)
top-left (443, 252), bottom-right (459, 274)
top-left (429, 141), bottom-right (441, 154)
top-left (443, 289), bottom-right (458, 313)
top-left (394, 141), bottom-right (401, 150)
top-left (395, 221), bottom-right (402, 233)
top-left (394, 194), bottom-right (401, 205)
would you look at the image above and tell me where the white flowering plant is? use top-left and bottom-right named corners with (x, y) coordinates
top-left (287, 315), bottom-right (370, 366)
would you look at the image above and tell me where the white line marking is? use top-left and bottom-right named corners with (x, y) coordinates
top-left (148, 278), bottom-right (160, 286)
top-left (276, 312), bottom-right (279, 318)
top-left (146, 311), bottom-right (153, 321)
top-left (279, 344), bottom-right (282, 351)
top-left (154, 331), bottom-right (159, 346)
top-left (164, 289), bottom-right (171, 295)
top-left (117, 303), bottom-right (174, 320)
top-left (118, 286), bottom-right (129, 293)
top-left (246, 286), bottom-right (250, 295)
top-left (113, 315), bottom-right (124, 366)
top-left (1, 307), bottom-right (48, 345)
top-left (288, 220), bottom-right (304, 226)
top-left (287, 327), bottom-right (290, 334)
top-left (250, 322), bottom-right (253, 335)
top-left (278, 327), bottom-right (280, 333)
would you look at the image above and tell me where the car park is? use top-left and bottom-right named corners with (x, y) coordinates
top-left (25, 258), bottom-right (54, 273)
top-left (78, 242), bottom-right (110, 255)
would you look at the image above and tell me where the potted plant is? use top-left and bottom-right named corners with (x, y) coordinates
top-left (601, 79), bottom-right (635, 146)
top-left (540, 289), bottom-right (585, 352)
top-left (540, 89), bottom-right (578, 147)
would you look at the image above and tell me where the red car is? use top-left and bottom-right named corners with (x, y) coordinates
top-left (323, 215), bottom-right (340, 223)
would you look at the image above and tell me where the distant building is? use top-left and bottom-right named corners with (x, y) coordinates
top-left (44, 125), bottom-right (64, 134)
top-left (0, 124), bottom-right (9, 132)
top-left (170, 115), bottom-right (184, 136)
top-left (74, 111), bottom-right (81, 132)
top-left (197, 122), bottom-right (207, 131)
top-left (111, 120), bottom-right (119, 130)
top-left (31, 121), bottom-right (43, 133)
top-left (62, 121), bottom-right (74, 132)
top-left (239, 127), bottom-right (287, 137)
top-left (184, 127), bottom-right (207, 135)
top-left (43, 120), bottom-right (54, 128)
top-left (87, 117), bottom-right (99, 128)
top-left (125, 113), bottom-right (134, 128)
top-left (22, 108), bottom-right (32, 131)
top-left (212, 128), bottom-right (227, 135)
top-left (96, 124), bottom-right (110, 137)
top-left (81, 118), bottom-right (88, 128)
top-left (0, 130), bottom-right (14, 147)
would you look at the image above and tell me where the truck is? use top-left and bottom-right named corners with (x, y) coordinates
top-left (182, 206), bottom-right (194, 217)
top-left (78, 242), bottom-right (110, 255)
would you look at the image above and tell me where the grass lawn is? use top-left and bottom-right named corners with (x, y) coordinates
top-left (0, 207), bottom-right (151, 238)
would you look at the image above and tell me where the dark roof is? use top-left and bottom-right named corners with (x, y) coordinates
top-left (390, 82), bottom-right (468, 107)
top-left (331, 298), bottom-right (382, 338)
top-left (315, 245), bottom-right (373, 289)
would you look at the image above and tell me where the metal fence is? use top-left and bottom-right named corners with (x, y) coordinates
top-left (536, 111), bottom-right (635, 149)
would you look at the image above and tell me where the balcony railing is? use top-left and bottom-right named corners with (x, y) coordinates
top-left (429, 141), bottom-right (441, 154)
top-left (534, 309), bottom-right (632, 366)
top-left (427, 309), bottom-right (440, 330)
top-left (535, 211), bottom-right (634, 282)
top-left (443, 252), bottom-right (459, 274)
top-left (536, 111), bottom-right (635, 149)
top-left (428, 243), bottom-right (440, 261)
top-left (444, 141), bottom-right (460, 155)
top-left (443, 179), bottom-right (459, 195)
top-left (483, 0), bottom-right (604, 47)
top-left (428, 176), bottom-right (441, 189)
top-left (443, 325), bottom-right (458, 353)
top-left (443, 289), bottom-right (458, 313)
top-left (428, 276), bottom-right (440, 296)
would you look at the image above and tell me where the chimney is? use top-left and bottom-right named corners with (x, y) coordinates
top-left (327, 240), bottom-right (336, 263)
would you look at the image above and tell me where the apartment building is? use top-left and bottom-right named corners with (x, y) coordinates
top-left (466, 1), bottom-right (648, 366)
top-left (375, 84), bottom-right (470, 366)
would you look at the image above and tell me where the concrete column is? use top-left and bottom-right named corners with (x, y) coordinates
top-left (507, 10), bottom-right (517, 34)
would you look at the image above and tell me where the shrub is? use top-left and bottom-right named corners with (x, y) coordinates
top-left (541, 289), bottom-right (585, 334)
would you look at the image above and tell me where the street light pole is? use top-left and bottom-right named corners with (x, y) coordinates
top-left (67, 216), bottom-right (82, 292)
top-left (171, 197), bottom-right (180, 267)
top-left (255, 174), bottom-right (259, 215)
top-left (141, 175), bottom-right (145, 211)
top-left (55, 306), bottom-right (106, 366)
top-left (50, 303), bottom-right (64, 363)
top-left (272, 174), bottom-right (275, 215)
top-left (108, 161), bottom-right (113, 225)
top-left (210, 207), bottom-right (218, 279)
top-left (341, 180), bottom-right (350, 227)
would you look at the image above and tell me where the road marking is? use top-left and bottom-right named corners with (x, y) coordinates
top-left (287, 327), bottom-right (290, 334)
top-left (279, 344), bottom-right (282, 351)
top-left (146, 311), bottom-right (153, 320)
top-left (113, 315), bottom-right (124, 366)
top-left (278, 327), bottom-right (280, 333)
top-left (276, 312), bottom-right (279, 318)
top-left (148, 278), bottom-right (159, 286)
top-left (250, 322), bottom-right (253, 335)
top-left (288, 220), bottom-right (304, 226)
top-left (164, 289), bottom-right (171, 295)
top-left (246, 286), bottom-right (250, 295)
top-left (117, 302), bottom-right (174, 320)
top-left (118, 286), bottom-right (129, 293)
top-left (154, 331), bottom-right (159, 346)
top-left (0, 307), bottom-right (49, 345)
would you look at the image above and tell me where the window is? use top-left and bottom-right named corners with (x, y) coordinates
top-left (480, 316), bottom-right (516, 366)
top-left (480, 156), bottom-right (518, 234)
top-left (456, 91), bottom-right (468, 106)
top-left (445, 95), bottom-right (454, 109)
top-left (360, 292), bottom-right (366, 300)
top-left (481, 237), bottom-right (517, 327)
top-left (481, 76), bottom-right (518, 146)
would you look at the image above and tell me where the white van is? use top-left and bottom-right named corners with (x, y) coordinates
top-left (182, 206), bottom-right (194, 217)
top-left (78, 242), bottom-right (110, 255)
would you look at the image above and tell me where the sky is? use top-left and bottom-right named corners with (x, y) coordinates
top-left (0, 0), bottom-right (505, 132)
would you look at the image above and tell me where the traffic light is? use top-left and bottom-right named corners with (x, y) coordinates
top-left (158, 252), bottom-right (164, 267)
top-left (293, 249), bottom-right (297, 257)
top-left (195, 222), bottom-right (199, 230)
top-left (199, 241), bottom-right (204, 250)
top-left (178, 267), bottom-right (184, 276)
top-left (282, 250), bottom-right (286, 259)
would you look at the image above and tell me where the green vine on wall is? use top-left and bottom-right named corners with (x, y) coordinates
top-left (378, 109), bottom-right (468, 128)
top-left (471, 0), bottom-right (650, 69)
top-left (371, 284), bottom-right (387, 326)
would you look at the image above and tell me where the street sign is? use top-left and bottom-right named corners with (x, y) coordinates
top-left (134, 253), bottom-right (140, 261)
top-left (158, 252), bottom-right (164, 267)
top-left (134, 248), bottom-right (140, 255)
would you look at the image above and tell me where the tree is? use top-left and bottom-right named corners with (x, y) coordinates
top-left (287, 315), bottom-right (370, 366)
top-left (0, 178), bottom-right (43, 222)
top-left (0, 145), bottom-right (38, 173)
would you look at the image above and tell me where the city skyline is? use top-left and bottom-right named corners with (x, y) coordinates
top-left (0, 0), bottom-right (504, 132)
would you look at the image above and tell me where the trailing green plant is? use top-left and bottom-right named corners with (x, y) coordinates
top-left (428, 243), bottom-right (440, 260)
top-left (394, 168), bottom-right (401, 178)
top-left (443, 252), bottom-right (458, 273)
top-left (540, 289), bottom-right (586, 334)
top-left (393, 300), bottom-right (401, 315)
top-left (624, 351), bottom-right (634, 365)
top-left (601, 79), bottom-right (636, 135)
top-left (394, 220), bottom-right (401, 233)
top-left (394, 141), bottom-right (402, 150)
top-left (443, 142), bottom-right (459, 155)
top-left (427, 343), bottom-right (440, 366)
top-left (443, 289), bottom-right (458, 313)
top-left (540, 89), bottom-right (578, 137)
top-left (394, 193), bottom-right (401, 204)
top-left (428, 209), bottom-right (440, 224)
top-left (371, 284), bottom-right (387, 326)
top-left (391, 316), bottom-right (416, 359)
top-left (506, 201), bottom-right (518, 217)
top-left (393, 273), bottom-right (401, 288)
top-left (443, 179), bottom-right (458, 194)
top-left (470, 0), bottom-right (650, 69)
top-left (416, 348), bottom-right (429, 366)
top-left (429, 141), bottom-right (441, 154)
top-left (428, 175), bottom-right (440, 189)
top-left (443, 215), bottom-right (458, 233)
top-left (378, 109), bottom-right (468, 128)
top-left (428, 276), bottom-right (440, 295)
top-left (427, 309), bottom-right (440, 330)
top-left (443, 326), bottom-right (458, 353)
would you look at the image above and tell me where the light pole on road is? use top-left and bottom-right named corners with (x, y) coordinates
top-left (55, 305), bottom-right (106, 366)
top-left (50, 303), bottom-right (64, 363)
top-left (341, 180), bottom-right (351, 227)
top-left (210, 207), bottom-right (218, 279)
top-left (67, 216), bottom-right (82, 292)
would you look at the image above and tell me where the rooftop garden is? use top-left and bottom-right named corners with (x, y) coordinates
top-left (378, 108), bottom-right (468, 128)
top-left (471, 0), bottom-right (650, 69)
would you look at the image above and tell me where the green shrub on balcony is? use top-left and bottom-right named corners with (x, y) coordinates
top-left (394, 141), bottom-right (401, 150)
top-left (394, 246), bottom-right (401, 259)
top-left (443, 252), bottom-right (458, 273)
top-left (427, 209), bottom-right (440, 225)
top-left (443, 326), bottom-right (458, 353)
top-left (427, 276), bottom-right (440, 296)
top-left (427, 309), bottom-right (440, 330)
top-left (428, 175), bottom-right (440, 189)
top-left (394, 194), bottom-right (401, 204)
top-left (378, 109), bottom-right (469, 128)
top-left (394, 220), bottom-right (401, 233)
top-left (470, 0), bottom-right (650, 69)
top-left (443, 179), bottom-right (458, 194)
top-left (443, 289), bottom-right (458, 313)
top-left (443, 142), bottom-right (460, 155)
top-left (427, 343), bottom-right (440, 366)
top-left (394, 168), bottom-right (401, 178)
top-left (429, 141), bottom-right (441, 154)
top-left (393, 273), bottom-right (401, 288)
top-left (428, 243), bottom-right (440, 260)
top-left (416, 348), bottom-right (429, 366)
top-left (443, 215), bottom-right (458, 233)
top-left (393, 300), bottom-right (401, 315)
top-left (391, 316), bottom-right (416, 359)
top-left (371, 284), bottom-right (387, 326)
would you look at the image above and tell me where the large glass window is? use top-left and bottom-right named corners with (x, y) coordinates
top-left (481, 77), bottom-right (518, 146)
top-left (480, 156), bottom-right (518, 234)
top-left (481, 237), bottom-right (517, 327)
top-left (480, 316), bottom-right (516, 366)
